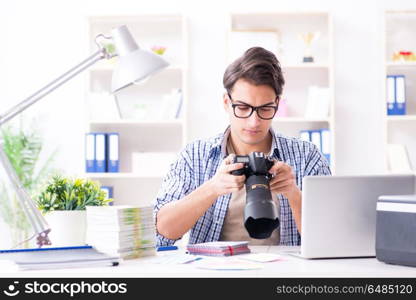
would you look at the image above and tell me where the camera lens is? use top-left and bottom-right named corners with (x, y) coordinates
top-left (244, 175), bottom-right (280, 239)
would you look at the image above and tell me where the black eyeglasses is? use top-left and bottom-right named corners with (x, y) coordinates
top-left (228, 93), bottom-right (278, 120)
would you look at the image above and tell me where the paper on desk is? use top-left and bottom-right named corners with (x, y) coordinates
top-left (238, 253), bottom-right (283, 263)
top-left (194, 258), bottom-right (263, 271)
top-left (151, 254), bottom-right (203, 264)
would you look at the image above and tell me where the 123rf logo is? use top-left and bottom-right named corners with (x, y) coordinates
top-left (3, 280), bottom-right (127, 297)
top-left (3, 281), bottom-right (20, 297)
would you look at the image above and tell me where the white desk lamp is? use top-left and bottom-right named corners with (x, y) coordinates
top-left (0, 25), bottom-right (169, 247)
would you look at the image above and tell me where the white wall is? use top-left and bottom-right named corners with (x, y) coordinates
top-left (1, 0), bottom-right (416, 176)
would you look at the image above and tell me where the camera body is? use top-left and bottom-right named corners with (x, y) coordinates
top-left (231, 152), bottom-right (275, 178)
top-left (231, 152), bottom-right (280, 239)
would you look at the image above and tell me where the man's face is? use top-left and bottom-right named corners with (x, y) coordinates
top-left (223, 78), bottom-right (278, 147)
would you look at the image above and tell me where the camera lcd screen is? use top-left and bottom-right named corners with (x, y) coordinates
top-left (235, 156), bottom-right (250, 163)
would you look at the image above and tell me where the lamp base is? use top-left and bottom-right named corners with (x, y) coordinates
top-left (36, 229), bottom-right (52, 248)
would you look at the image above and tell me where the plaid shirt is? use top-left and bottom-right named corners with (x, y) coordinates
top-left (155, 127), bottom-right (331, 246)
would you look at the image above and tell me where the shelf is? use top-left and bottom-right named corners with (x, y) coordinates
top-left (387, 115), bottom-right (416, 121)
top-left (89, 119), bottom-right (184, 127)
top-left (282, 63), bottom-right (329, 69)
top-left (89, 14), bottom-right (183, 26)
top-left (84, 173), bottom-right (164, 179)
top-left (386, 61), bottom-right (416, 67)
top-left (89, 64), bottom-right (185, 72)
top-left (274, 117), bottom-right (330, 123)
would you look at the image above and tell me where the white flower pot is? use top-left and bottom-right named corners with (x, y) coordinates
top-left (44, 210), bottom-right (87, 247)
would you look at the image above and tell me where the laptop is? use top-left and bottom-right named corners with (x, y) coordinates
top-left (290, 174), bottom-right (415, 259)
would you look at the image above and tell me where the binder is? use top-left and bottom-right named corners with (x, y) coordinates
top-left (107, 133), bottom-right (119, 172)
top-left (85, 133), bottom-right (96, 172)
top-left (95, 133), bottom-right (107, 172)
top-left (310, 130), bottom-right (322, 152)
top-left (300, 130), bottom-right (311, 142)
top-left (320, 129), bottom-right (331, 164)
top-left (386, 75), bottom-right (395, 115)
top-left (395, 75), bottom-right (406, 115)
top-left (101, 186), bottom-right (114, 206)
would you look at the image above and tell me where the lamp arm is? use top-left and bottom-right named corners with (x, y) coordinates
top-left (0, 47), bottom-right (108, 247)
top-left (0, 49), bottom-right (106, 126)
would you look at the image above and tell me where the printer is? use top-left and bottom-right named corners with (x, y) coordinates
top-left (376, 194), bottom-right (416, 267)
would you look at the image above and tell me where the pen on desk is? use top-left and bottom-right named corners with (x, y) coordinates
top-left (157, 246), bottom-right (178, 252)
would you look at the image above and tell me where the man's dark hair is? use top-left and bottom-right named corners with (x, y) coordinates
top-left (223, 47), bottom-right (285, 99)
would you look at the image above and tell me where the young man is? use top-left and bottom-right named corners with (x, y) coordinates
top-left (155, 47), bottom-right (331, 247)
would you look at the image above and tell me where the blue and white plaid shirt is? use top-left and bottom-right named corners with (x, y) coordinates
top-left (155, 126), bottom-right (331, 247)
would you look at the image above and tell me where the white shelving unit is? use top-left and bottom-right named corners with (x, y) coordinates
top-left (84, 15), bottom-right (188, 206)
top-left (227, 12), bottom-right (335, 171)
top-left (384, 11), bottom-right (416, 173)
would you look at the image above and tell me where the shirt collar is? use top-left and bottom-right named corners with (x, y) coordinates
top-left (213, 126), bottom-right (282, 160)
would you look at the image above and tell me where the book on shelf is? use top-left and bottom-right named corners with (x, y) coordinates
top-left (160, 88), bottom-right (183, 120)
top-left (304, 86), bottom-right (330, 118)
top-left (387, 144), bottom-right (413, 173)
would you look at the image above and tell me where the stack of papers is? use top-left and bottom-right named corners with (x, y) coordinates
top-left (0, 246), bottom-right (119, 271)
top-left (187, 241), bottom-right (250, 256)
top-left (86, 205), bottom-right (156, 259)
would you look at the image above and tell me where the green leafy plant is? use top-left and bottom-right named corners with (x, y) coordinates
top-left (37, 176), bottom-right (111, 213)
top-left (0, 124), bottom-right (57, 246)
top-left (104, 43), bottom-right (116, 55)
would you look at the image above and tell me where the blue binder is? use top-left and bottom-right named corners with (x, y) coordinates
top-left (299, 130), bottom-right (311, 142)
top-left (101, 186), bottom-right (114, 206)
top-left (310, 130), bottom-right (322, 152)
top-left (387, 75), bottom-right (406, 115)
top-left (107, 133), bottom-right (119, 173)
top-left (85, 133), bottom-right (96, 172)
top-left (395, 75), bottom-right (406, 115)
top-left (95, 133), bottom-right (107, 172)
top-left (386, 75), bottom-right (396, 115)
top-left (320, 129), bottom-right (331, 164)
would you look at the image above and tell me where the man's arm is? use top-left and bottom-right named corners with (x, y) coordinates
top-left (269, 162), bottom-right (302, 234)
top-left (156, 180), bottom-right (219, 240)
top-left (268, 143), bottom-right (332, 235)
top-left (156, 154), bottom-right (246, 241)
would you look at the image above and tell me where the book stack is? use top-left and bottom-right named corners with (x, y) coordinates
top-left (186, 241), bottom-right (250, 257)
top-left (0, 246), bottom-right (119, 271)
top-left (86, 205), bottom-right (156, 260)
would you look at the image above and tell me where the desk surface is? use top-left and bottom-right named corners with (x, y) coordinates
top-left (2, 246), bottom-right (416, 277)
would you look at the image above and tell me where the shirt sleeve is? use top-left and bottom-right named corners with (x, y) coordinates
top-left (154, 145), bottom-right (196, 247)
top-left (304, 143), bottom-right (332, 176)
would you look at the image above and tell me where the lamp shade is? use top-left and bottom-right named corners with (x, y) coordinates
top-left (110, 25), bottom-right (169, 93)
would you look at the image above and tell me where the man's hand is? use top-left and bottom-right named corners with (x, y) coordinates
top-left (208, 154), bottom-right (246, 198)
top-left (268, 160), bottom-right (300, 199)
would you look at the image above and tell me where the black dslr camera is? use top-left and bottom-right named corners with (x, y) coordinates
top-left (231, 152), bottom-right (280, 239)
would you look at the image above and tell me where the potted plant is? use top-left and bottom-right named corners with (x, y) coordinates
top-left (37, 175), bottom-right (111, 246)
